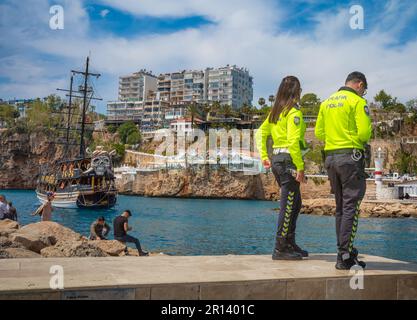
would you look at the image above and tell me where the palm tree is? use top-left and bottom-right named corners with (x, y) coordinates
top-left (186, 102), bottom-right (200, 129)
top-left (258, 97), bottom-right (266, 108)
top-left (219, 104), bottom-right (233, 118)
top-left (202, 103), bottom-right (211, 121)
top-left (240, 103), bottom-right (252, 114)
top-left (210, 101), bottom-right (221, 118)
top-left (268, 95), bottom-right (275, 107)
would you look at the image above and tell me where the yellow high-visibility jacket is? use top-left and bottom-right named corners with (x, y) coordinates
top-left (315, 87), bottom-right (372, 151)
top-left (256, 106), bottom-right (306, 171)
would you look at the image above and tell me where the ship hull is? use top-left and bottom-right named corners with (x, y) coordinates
top-left (36, 190), bottom-right (79, 209)
top-left (37, 190), bottom-right (117, 209)
top-left (76, 191), bottom-right (117, 209)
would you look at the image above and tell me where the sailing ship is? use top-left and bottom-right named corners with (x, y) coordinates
top-left (36, 57), bottom-right (117, 209)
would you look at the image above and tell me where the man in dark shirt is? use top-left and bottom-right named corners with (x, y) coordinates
top-left (89, 216), bottom-right (111, 240)
top-left (6, 202), bottom-right (17, 221)
top-left (113, 210), bottom-right (149, 256)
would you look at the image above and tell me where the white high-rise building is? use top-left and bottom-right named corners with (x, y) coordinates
top-left (106, 65), bottom-right (253, 131)
top-left (118, 70), bottom-right (158, 102)
top-left (207, 65), bottom-right (253, 109)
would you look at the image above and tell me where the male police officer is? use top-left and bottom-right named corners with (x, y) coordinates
top-left (315, 72), bottom-right (372, 270)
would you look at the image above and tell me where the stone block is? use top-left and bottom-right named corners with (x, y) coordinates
top-left (287, 279), bottom-right (326, 300)
top-left (200, 280), bottom-right (286, 300)
top-left (151, 284), bottom-right (200, 300)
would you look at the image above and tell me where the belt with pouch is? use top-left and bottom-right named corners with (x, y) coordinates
top-left (273, 148), bottom-right (310, 156)
top-left (273, 148), bottom-right (290, 155)
top-left (325, 148), bottom-right (360, 156)
top-left (326, 148), bottom-right (365, 162)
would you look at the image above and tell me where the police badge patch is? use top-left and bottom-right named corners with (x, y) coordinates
top-left (364, 106), bottom-right (370, 116)
top-left (294, 116), bottom-right (300, 125)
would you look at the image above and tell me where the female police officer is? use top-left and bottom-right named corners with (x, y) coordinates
top-left (256, 76), bottom-right (308, 260)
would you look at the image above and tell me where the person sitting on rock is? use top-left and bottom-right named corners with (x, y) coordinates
top-left (0, 195), bottom-right (10, 220)
top-left (113, 210), bottom-right (149, 256)
top-left (6, 202), bottom-right (17, 221)
top-left (89, 216), bottom-right (111, 240)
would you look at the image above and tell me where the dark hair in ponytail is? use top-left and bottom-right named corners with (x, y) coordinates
top-left (268, 76), bottom-right (301, 123)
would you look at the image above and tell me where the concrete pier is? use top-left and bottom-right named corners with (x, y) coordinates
top-left (0, 254), bottom-right (416, 300)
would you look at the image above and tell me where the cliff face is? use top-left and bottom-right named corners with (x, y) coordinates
top-left (117, 168), bottom-right (337, 200)
top-left (0, 131), bottom-right (67, 189)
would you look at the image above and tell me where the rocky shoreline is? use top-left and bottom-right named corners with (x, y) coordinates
top-left (116, 169), bottom-right (335, 201)
top-left (0, 219), bottom-right (158, 259)
top-left (301, 198), bottom-right (417, 218)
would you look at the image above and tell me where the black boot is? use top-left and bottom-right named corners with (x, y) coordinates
top-left (350, 248), bottom-right (366, 268)
top-left (139, 250), bottom-right (149, 256)
top-left (287, 233), bottom-right (308, 257)
top-left (335, 249), bottom-right (366, 270)
top-left (272, 237), bottom-right (302, 260)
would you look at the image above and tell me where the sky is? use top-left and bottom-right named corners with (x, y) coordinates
top-left (0, 0), bottom-right (417, 114)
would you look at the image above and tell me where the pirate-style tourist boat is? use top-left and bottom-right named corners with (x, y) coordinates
top-left (36, 57), bottom-right (117, 208)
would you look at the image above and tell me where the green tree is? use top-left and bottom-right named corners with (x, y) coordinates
top-left (394, 146), bottom-right (417, 174)
top-left (258, 97), bottom-right (266, 108)
top-left (107, 124), bottom-right (117, 134)
top-left (186, 102), bottom-right (201, 128)
top-left (202, 103), bottom-right (211, 121)
top-left (260, 105), bottom-right (271, 119)
top-left (268, 95), bottom-right (275, 107)
top-left (240, 103), bottom-right (253, 115)
top-left (45, 94), bottom-right (63, 111)
top-left (406, 99), bottom-right (417, 111)
top-left (374, 90), bottom-right (394, 109)
top-left (26, 98), bottom-right (54, 130)
top-left (219, 104), bottom-right (235, 118)
top-left (393, 102), bottom-right (406, 114)
top-left (126, 130), bottom-right (141, 145)
top-left (117, 121), bottom-right (140, 145)
top-left (0, 104), bottom-right (20, 122)
top-left (300, 93), bottom-right (321, 116)
top-left (111, 143), bottom-right (125, 165)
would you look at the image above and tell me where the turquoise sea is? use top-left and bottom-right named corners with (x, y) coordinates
top-left (1, 189), bottom-right (417, 263)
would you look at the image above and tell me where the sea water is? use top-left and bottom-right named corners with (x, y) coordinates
top-left (1, 190), bottom-right (416, 263)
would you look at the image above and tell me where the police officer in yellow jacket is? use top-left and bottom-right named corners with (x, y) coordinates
top-left (315, 71), bottom-right (372, 270)
top-left (256, 76), bottom-right (308, 260)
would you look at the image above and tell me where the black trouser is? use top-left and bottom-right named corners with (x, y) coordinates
top-left (325, 153), bottom-right (366, 258)
top-left (115, 234), bottom-right (144, 255)
top-left (271, 153), bottom-right (302, 240)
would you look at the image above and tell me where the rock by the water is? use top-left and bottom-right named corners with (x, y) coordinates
top-left (0, 229), bottom-right (18, 237)
top-left (0, 247), bottom-right (41, 259)
top-left (302, 199), bottom-right (417, 218)
top-left (0, 219), bottom-right (19, 238)
top-left (40, 240), bottom-right (108, 258)
top-left (10, 221), bottom-right (82, 253)
top-left (0, 219), bottom-right (19, 230)
top-left (0, 236), bottom-right (24, 249)
top-left (89, 240), bottom-right (126, 256)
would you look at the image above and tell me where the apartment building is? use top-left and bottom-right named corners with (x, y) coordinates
top-left (183, 70), bottom-right (207, 103)
top-left (106, 101), bottom-right (143, 124)
top-left (207, 65), bottom-right (253, 109)
top-left (158, 65), bottom-right (252, 109)
top-left (141, 99), bottom-right (170, 132)
top-left (118, 70), bottom-right (157, 102)
top-left (107, 65), bottom-right (253, 131)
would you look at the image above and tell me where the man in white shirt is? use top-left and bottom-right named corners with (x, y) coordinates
top-left (0, 195), bottom-right (10, 220)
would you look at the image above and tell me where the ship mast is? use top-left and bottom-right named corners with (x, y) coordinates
top-left (56, 56), bottom-right (102, 158)
top-left (72, 56), bottom-right (101, 158)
